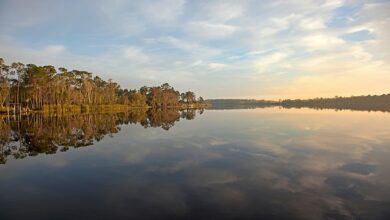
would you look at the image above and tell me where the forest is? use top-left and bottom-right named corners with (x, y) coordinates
top-left (280, 94), bottom-right (390, 112)
top-left (0, 58), bottom-right (206, 114)
top-left (207, 94), bottom-right (390, 112)
top-left (206, 99), bottom-right (278, 109)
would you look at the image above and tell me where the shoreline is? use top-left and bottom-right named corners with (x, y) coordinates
top-left (0, 103), bottom-right (209, 116)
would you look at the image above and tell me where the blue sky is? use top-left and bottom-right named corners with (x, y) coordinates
top-left (0, 0), bottom-right (389, 99)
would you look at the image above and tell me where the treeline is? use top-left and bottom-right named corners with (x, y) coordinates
top-left (280, 94), bottom-right (390, 112)
top-left (0, 58), bottom-right (206, 113)
top-left (207, 94), bottom-right (390, 112)
top-left (206, 99), bottom-right (277, 109)
top-left (0, 108), bottom-right (203, 164)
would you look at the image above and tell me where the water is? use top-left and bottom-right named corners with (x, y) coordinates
top-left (0, 108), bottom-right (389, 220)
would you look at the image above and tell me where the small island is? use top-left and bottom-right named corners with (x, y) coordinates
top-left (0, 58), bottom-right (207, 115)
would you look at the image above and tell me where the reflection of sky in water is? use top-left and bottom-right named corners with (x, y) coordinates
top-left (0, 108), bottom-right (390, 219)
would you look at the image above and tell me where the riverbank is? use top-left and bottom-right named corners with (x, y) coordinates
top-left (0, 103), bottom-right (209, 115)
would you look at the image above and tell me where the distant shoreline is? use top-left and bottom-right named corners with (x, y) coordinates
top-left (206, 94), bottom-right (390, 112)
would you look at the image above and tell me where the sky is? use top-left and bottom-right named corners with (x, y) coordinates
top-left (0, 0), bottom-right (389, 99)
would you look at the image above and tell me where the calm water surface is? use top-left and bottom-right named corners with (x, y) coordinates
top-left (0, 108), bottom-right (389, 220)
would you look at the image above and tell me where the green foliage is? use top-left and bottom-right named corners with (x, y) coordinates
top-left (208, 96), bottom-right (390, 112)
top-left (0, 58), bottom-right (205, 113)
top-left (206, 99), bottom-right (278, 109)
top-left (280, 95), bottom-right (390, 112)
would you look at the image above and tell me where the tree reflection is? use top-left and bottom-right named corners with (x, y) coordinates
top-left (0, 108), bottom-right (202, 164)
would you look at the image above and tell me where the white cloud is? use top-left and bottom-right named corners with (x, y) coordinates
top-left (321, 0), bottom-right (344, 9)
top-left (43, 45), bottom-right (66, 54)
top-left (302, 34), bottom-right (344, 51)
top-left (145, 36), bottom-right (222, 59)
top-left (208, 62), bottom-right (227, 70)
top-left (0, 0), bottom-right (389, 99)
top-left (255, 52), bottom-right (288, 69)
top-left (270, 14), bottom-right (302, 30)
top-left (139, 0), bottom-right (185, 21)
top-left (199, 0), bottom-right (246, 22)
top-left (123, 47), bottom-right (149, 63)
top-left (187, 22), bottom-right (237, 40)
top-left (299, 17), bottom-right (326, 30)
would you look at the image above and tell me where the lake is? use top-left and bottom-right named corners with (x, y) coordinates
top-left (0, 108), bottom-right (389, 220)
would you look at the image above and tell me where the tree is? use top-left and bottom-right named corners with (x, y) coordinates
top-left (0, 59), bottom-right (205, 113)
top-left (0, 80), bottom-right (9, 107)
top-left (185, 91), bottom-right (195, 103)
top-left (0, 59), bottom-right (10, 107)
top-left (10, 62), bottom-right (25, 110)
